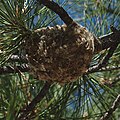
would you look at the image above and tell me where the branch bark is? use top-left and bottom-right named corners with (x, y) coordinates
top-left (9, 55), bottom-right (28, 63)
top-left (37, 0), bottom-right (75, 26)
top-left (96, 66), bottom-right (120, 72)
top-left (88, 26), bottom-right (120, 73)
top-left (17, 81), bottom-right (51, 120)
top-left (88, 44), bottom-right (118, 73)
top-left (100, 94), bottom-right (120, 120)
top-left (99, 29), bottom-right (120, 50)
top-left (0, 64), bottom-right (29, 74)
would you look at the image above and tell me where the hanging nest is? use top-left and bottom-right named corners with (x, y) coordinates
top-left (24, 23), bottom-right (98, 83)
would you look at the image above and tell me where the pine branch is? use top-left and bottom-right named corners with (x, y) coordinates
top-left (99, 27), bottom-right (120, 50)
top-left (110, 74), bottom-right (120, 86)
top-left (86, 65), bottom-right (120, 75)
top-left (17, 81), bottom-right (51, 120)
top-left (100, 94), bottom-right (120, 120)
top-left (102, 74), bottom-right (120, 87)
top-left (37, 0), bottom-right (76, 26)
top-left (88, 44), bottom-right (118, 73)
top-left (9, 55), bottom-right (28, 63)
top-left (97, 66), bottom-right (120, 72)
top-left (88, 26), bottom-right (120, 73)
top-left (0, 64), bottom-right (29, 74)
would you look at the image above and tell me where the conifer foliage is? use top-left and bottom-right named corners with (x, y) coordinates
top-left (0, 0), bottom-right (120, 119)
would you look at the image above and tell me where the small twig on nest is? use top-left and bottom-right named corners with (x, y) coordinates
top-left (100, 94), bottom-right (120, 120)
top-left (17, 81), bottom-right (51, 120)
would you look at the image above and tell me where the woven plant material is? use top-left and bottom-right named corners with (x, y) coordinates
top-left (25, 23), bottom-right (97, 83)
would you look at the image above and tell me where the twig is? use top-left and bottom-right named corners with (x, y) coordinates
top-left (109, 74), bottom-right (120, 87)
top-left (87, 66), bottom-right (120, 74)
top-left (37, 0), bottom-right (76, 26)
top-left (88, 44), bottom-right (118, 73)
top-left (99, 27), bottom-right (120, 50)
top-left (0, 64), bottom-right (29, 74)
top-left (88, 26), bottom-right (119, 73)
top-left (17, 81), bottom-right (51, 120)
top-left (99, 73), bottom-right (120, 87)
top-left (100, 94), bottom-right (120, 120)
top-left (9, 55), bottom-right (28, 63)
top-left (98, 66), bottom-right (120, 72)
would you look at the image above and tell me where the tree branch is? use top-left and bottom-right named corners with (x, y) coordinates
top-left (88, 26), bottom-right (120, 73)
top-left (37, 0), bottom-right (76, 26)
top-left (0, 64), bottom-right (29, 74)
top-left (9, 55), bottom-right (28, 63)
top-left (88, 44), bottom-right (118, 73)
top-left (100, 94), bottom-right (120, 120)
top-left (17, 81), bottom-right (51, 120)
top-left (99, 28), bottom-right (120, 50)
top-left (110, 74), bottom-right (120, 87)
top-left (97, 66), bottom-right (120, 72)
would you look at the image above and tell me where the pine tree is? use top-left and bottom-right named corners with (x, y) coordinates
top-left (0, 0), bottom-right (120, 120)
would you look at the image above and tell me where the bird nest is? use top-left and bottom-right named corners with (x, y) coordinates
top-left (24, 23), bottom-right (95, 83)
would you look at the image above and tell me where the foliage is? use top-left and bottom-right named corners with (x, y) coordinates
top-left (0, 0), bottom-right (120, 119)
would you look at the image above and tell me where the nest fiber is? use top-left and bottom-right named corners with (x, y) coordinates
top-left (25, 23), bottom-right (95, 83)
